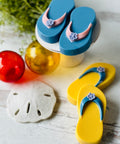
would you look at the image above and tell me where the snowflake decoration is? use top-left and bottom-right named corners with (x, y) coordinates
top-left (87, 93), bottom-right (96, 101)
top-left (97, 66), bottom-right (105, 73)
top-left (46, 19), bottom-right (55, 27)
top-left (69, 32), bottom-right (78, 41)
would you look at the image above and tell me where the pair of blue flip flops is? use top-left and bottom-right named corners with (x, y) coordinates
top-left (36, 0), bottom-right (96, 56)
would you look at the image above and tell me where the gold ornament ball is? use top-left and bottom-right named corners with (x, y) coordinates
top-left (25, 41), bottom-right (60, 74)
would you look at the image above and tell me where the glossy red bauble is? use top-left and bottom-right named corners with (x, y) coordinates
top-left (0, 51), bottom-right (25, 82)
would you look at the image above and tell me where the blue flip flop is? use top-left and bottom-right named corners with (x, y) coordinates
top-left (59, 7), bottom-right (96, 56)
top-left (36, 0), bottom-right (75, 44)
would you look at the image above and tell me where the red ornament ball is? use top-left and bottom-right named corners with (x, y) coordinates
top-left (0, 51), bottom-right (25, 82)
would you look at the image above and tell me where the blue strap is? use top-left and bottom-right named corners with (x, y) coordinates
top-left (80, 93), bottom-right (103, 120)
top-left (79, 67), bottom-right (106, 87)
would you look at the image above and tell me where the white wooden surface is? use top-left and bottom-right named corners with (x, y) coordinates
top-left (0, 0), bottom-right (120, 143)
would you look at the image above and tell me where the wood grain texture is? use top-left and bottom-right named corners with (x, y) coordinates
top-left (0, 0), bottom-right (120, 143)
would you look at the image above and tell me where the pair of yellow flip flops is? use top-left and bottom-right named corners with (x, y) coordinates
top-left (67, 63), bottom-right (116, 144)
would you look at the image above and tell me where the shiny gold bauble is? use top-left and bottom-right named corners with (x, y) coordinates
top-left (25, 41), bottom-right (60, 74)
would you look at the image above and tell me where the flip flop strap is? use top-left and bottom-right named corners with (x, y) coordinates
top-left (80, 93), bottom-right (103, 120)
top-left (42, 7), bottom-right (66, 28)
top-left (66, 21), bottom-right (92, 42)
top-left (79, 67), bottom-right (106, 87)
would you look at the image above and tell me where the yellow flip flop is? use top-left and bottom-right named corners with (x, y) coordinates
top-left (67, 62), bottom-right (115, 105)
top-left (76, 85), bottom-right (106, 144)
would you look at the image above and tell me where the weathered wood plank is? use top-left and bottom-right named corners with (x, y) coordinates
top-left (1, 0), bottom-right (120, 143)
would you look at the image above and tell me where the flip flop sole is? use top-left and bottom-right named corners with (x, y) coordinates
top-left (67, 63), bottom-right (115, 105)
top-left (59, 7), bottom-right (96, 56)
top-left (36, 0), bottom-right (75, 43)
top-left (76, 85), bottom-right (106, 144)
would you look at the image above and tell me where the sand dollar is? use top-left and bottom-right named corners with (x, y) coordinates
top-left (7, 81), bottom-right (56, 123)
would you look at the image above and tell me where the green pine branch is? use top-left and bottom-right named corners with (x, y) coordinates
top-left (0, 0), bottom-right (51, 32)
